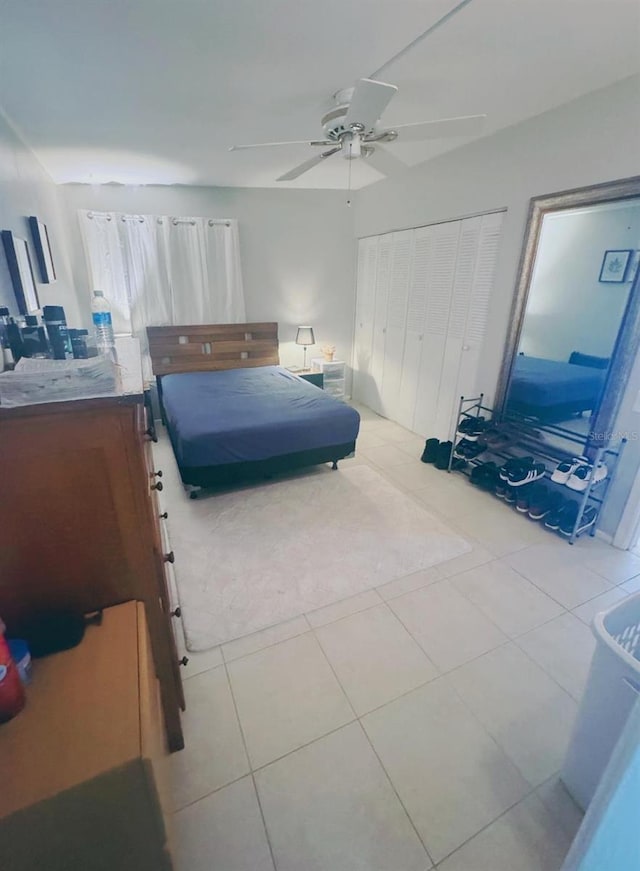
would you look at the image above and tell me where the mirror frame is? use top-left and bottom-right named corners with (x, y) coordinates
top-left (495, 175), bottom-right (640, 454)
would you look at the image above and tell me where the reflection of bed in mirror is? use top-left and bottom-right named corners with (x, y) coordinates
top-left (506, 351), bottom-right (608, 423)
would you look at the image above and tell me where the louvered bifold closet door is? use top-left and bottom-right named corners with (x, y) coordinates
top-left (353, 236), bottom-right (378, 409)
top-left (455, 211), bottom-right (505, 404)
top-left (368, 233), bottom-right (394, 414)
top-left (412, 221), bottom-right (461, 436)
top-left (380, 230), bottom-right (413, 420)
top-left (432, 216), bottom-right (482, 439)
top-left (397, 227), bottom-right (431, 430)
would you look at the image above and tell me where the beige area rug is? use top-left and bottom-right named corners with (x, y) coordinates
top-left (165, 461), bottom-right (470, 651)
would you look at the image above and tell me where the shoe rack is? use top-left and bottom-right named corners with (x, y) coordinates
top-left (448, 394), bottom-right (627, 545)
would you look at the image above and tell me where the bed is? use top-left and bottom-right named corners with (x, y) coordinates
top-left (147, 322), bottom-right (360, 492)
top-left (506, 353), bottom-right (608, 421)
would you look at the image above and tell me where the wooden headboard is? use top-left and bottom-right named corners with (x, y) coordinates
top-left (147, 323), bottom-right (279, 377)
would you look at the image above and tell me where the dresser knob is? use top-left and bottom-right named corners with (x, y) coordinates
top-left (178, 656), bottom-right (189, 667)
top-left (164, 551), bottom-right (175, 564)
top-left (171, 607), bottom-right (182, 618)
top-left (159, 511), bottom-right (168, 519)
top-left (151, 481), bottom-right (163, 491)
top-left (145, 428), bottom-right (158, 443)
top-left (152, 470), bottom-right (163, 478)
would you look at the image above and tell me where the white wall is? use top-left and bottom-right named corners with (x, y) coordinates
top-left (354, 75), bottom-right (640, 537)
top-left (521, 202), bottom-right (640, 362)
top-left (60, 184), bottom-right (356, 373)
top-left (0, 111), bottom-right (80, 323)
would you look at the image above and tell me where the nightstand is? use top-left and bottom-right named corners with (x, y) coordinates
top-left (310, 358), bottom-right (346, 399)
top-left (298, 370), bottom-right (324, 388)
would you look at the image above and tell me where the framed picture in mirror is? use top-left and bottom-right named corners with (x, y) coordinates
top-left (28, 216), bottom-right (56, 283)
top-left (1, 230), bottom-right (40, 314)
top-left (599, 249), bottom-right (633, 283)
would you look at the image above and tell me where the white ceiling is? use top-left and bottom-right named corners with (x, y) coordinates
top-left (0, 0), bottom-right (638, 189)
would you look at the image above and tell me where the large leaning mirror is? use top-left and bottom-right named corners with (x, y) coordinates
top-left (496, 177), bottom-right (640, 455)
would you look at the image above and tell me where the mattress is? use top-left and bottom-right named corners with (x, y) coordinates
top-left (509, 355), bottom-right (606, 408)
top-left (161, 366), bottom-right (360, 468)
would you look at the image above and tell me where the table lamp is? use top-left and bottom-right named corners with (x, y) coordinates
top-left (295, 326), bottom-right (315, 370)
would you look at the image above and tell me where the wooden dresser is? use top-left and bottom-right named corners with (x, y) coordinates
top-left (0, 394), bottom-right (184, 751)
top-left (0, 602), bottom-right (174, 871)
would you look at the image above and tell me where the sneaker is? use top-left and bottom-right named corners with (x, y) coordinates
top-left (454, 439), bottom-right (486, 460)
top-left (456, 417), bottom-right (487, 441)
top-left (470, 461), bottom-right (500, 491)
top-left (499, 456), bottom-right (533, 481)
top-left (507, 461), bottom-right (546, 487)
top-left (495, 479), bottom-right (507, 498)
top-left (434, 441), bottom-right (453, 470)
top-left (516, 485), bottom-right (534, 513)
top-left (550, 457), bottom-right (588, 485)
top-left (528, 488), bottom-right (563, 520)
top-left (519, 482), bottom-right (546, 514)
top-left (421, 438), bottom-right (440, 464)
top-left (566, 462), bottom-right (608, 492)
top-left (505, 486), bottom-right (518, 505)
top-left (560, 504), bottom-right (598, 537)
top-left (545, 499), bottom-right (578, 531)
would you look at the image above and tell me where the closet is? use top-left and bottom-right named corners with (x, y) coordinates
top-left (352, 211), bottom-right (504, 439)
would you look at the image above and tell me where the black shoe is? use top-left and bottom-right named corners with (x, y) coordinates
top-left (421, 438), bottom-right (440, 464)
top-left (544, 499), bottom-right (576, 531)
top-left (470, 461), bottom-right (498, 489)
top-left (507, 461), bottom-right (546, 487)
top-left (451, 456), bottom-right (467, 472)
top-left (499, 456), bottom-right (534, 481)
top-left (505, 487), bottom-right (517, 505)
top-left (478, 462), bottom-right (500, 492)
top-left (560, 504), bottom-right (598, 537)
top-left (454, 439), bottom-right (486, 460)
top-left (456, 417), bottom-right (488, 442)
top-left (435, 441), bottom-right (453, 470)
top-left (516, 484), bottom-right (535, 513)
top-left (495, 480), bottom-right (507, 498)
top-left (528, 488), bottom-right (561, 521)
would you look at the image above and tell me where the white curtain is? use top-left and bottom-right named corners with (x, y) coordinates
top-left (78, 211), bottom-right (246, 375)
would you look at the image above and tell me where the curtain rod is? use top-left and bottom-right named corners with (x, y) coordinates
top-left (86, 211), bottom-right (231, 227)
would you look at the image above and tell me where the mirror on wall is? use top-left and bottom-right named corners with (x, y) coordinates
top-left (497, 178), bottom-right (640, 452)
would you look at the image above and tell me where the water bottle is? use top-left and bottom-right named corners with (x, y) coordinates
top-left (91, 291), bottom-right (116, 357)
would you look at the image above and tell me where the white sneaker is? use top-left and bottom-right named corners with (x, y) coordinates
top-left (566, 462), bottom-right (608, 492)
top-left (551, 457), bottom-right (588, 485)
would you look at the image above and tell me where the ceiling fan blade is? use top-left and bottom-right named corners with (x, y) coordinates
top-left (229, 140), bottom-right (332, 151)
top-left (344, 78), bottom-right (398, 133)
top-left (276, 147), bottom-right (341, 181)
top-left (393, 114), bottom-right (486, 141)
top-left (366, 145), bottom-right (408, 177)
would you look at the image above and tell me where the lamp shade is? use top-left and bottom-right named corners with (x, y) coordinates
top-left (295, 326), bottom-right (315, 346)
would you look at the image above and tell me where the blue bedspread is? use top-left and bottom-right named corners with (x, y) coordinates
top-left (162, 366), bottom-right (360, 468)
top-left (509, 355), bottom-right (606, 408)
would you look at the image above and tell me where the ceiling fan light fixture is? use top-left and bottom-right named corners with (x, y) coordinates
top-left (342, 133), bottom-right (361, 160)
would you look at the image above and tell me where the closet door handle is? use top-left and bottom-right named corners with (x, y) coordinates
top-left (151, 481), bottom-right (163, 492)
top-left (164, 551), bottom-right (175, 564)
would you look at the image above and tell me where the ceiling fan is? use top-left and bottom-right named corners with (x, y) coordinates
top-left (229, 0), bottom-right (484, 182)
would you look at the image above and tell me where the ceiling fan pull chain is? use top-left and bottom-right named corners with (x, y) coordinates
top-left (346, 140), bottom-right (353, 207)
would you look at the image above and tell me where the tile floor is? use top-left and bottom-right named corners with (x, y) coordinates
top-left (159, 403), bottom-right (640, 870)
